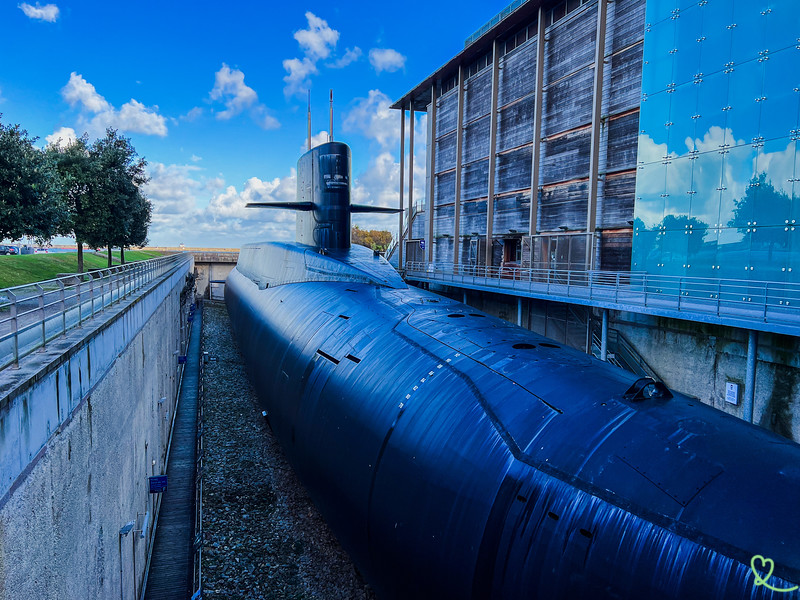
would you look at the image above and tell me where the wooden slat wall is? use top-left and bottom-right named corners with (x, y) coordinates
top-left (424, 0), bottom-right (645, 269)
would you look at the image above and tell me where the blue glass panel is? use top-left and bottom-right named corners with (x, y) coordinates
top-left (754, 138), bottom-right (795, 223)
top-left (642, 19), bottom-right (677, 96)
top-left (731, 1), bottom-right (769, 67)
top-left (658, 228), bottom-right (689, 276)
top-left (760, 48), bottom-right (800, 141)
top-left (678, 0), bottom-right (699, 13)
top-left (632, 229), bottom-right (661, 271)
top-left (717, 227), bottom-right (751, 279)
top-left (673, 4), bottom-right (704, 86)
top-left (793, 141), bottom-right (800, 221)
top-left (668, 81), bottom-right (699, 154)
top-left (685, 220), bottom-right (711, 274)
top-left (764, 0), bottom-right (800, 53)
top-left (697, 0), bottom-right (733, 77)
top-left (634, 161), bottom-right (667, 228)
top-left (750, 226), bottom-right (789, 281)
top-left (787, 226), bottom-right (800, 284)
top-left (639, 91), bottom-right (673, 148)
top-left (665, 155), bottom-right (694, 216)
top-left (688, 150), bottom-right (724, 225)
top-left (725, 59), bottom-right (764, 148)
top-left (720, 144), bottom-right (759, 229)
top-left (694, 72), bottom-right (728, 149)
top-left (646, 0), bottom-right (680, 26)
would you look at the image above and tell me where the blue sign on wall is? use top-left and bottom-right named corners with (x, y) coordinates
top-left (149, 475), bottom-right (168, 493)
top-left (419, 239), bottom-right (425, 250)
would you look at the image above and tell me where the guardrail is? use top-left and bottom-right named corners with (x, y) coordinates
top-left (404, 261), bottom-right (800, 333)
top-left (0, 253), bottom-right (192, 371)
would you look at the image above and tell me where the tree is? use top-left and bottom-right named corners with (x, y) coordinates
top-left (0, 117), bottom-right (66, 242)
top-left (729, 172), bottom-right (791, 259)
top-left (86, 129), bottom-right (151, 266)
top-left (352, 225), bottom-right (393, 252)
top-left (46, 135), bottom-right (99, 272)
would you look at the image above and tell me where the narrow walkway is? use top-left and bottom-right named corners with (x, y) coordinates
top-left (144, 305), bottom-right (201, 599)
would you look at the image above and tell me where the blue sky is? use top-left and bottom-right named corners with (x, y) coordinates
top-left (1, 0), bottom-right (507, 248)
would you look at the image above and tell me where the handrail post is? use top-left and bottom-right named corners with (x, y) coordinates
top-left (90, 276), bottom-right (95, 317)
top-left (37, 284), bottom-right (46, 349)
top-left (717, 280), bottom-right (721, 315)
top-left (59, 280), bottom-right (66, 336)
top-left (77, 276), bottom-right (83, 326)
top-left (10, 291), bottom-right (19, 368)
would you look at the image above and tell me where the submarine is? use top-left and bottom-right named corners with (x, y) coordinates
top-left (225, 141), bottom-right (800, 599)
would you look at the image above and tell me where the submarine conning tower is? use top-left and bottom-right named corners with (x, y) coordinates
top-left (247, 141), bottom-right (398, 250)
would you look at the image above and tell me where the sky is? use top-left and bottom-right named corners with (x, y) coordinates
top-left (0, 0), bottom-right (510, 248)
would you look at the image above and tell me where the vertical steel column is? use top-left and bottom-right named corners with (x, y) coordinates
top-left (399, 106), bottom-right (405, 268)
top-left (586, 0), bottom-right (608, 269)
top-left (463, 291), bottom-right (468, 305)
top-left (427, 87), bottom-right (437, 263)
top-left (486, 39), bottom-right (500, 267)
top-left (453, 65), bottom-right (465, 265)
top-left (408, 106), bottom-right (415, 253)
top-left (529, 7), bottom-right (546, 236)
top-left (744, 329), bottom-right (758, 423)
top-left (600, 309), bottom-right (609, 361)
top-left (517, 297), bottom-right (523, 327)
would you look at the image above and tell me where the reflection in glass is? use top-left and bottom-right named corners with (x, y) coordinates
top-left (724, 59), bottom-right (764, 147)
top-left (672, 4), bottom-right (703, 86)
top-left (696, 1), bottom-right (733, 77)
top-left (642, 18), bottom-right (676, 97)
top-left (761, 49), bottom-right (800, 142)
top-left (731, 2), bottom-right (768, 67)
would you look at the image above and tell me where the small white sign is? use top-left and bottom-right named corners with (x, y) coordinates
top-left (725, 381), bottom-right (739, 405)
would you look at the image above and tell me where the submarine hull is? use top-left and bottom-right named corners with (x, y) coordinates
top-left (225, 249), bottom-right (800, 599)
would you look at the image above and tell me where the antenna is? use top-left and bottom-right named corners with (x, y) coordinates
top-left (329, 89), bottom-right (334, 142)
top-left (307, 90), bottom-right (312, 151)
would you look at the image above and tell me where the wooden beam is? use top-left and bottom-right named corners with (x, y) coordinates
top-left (453, 66), bottom-right (465, 265)
top-left (486, 39), bottom-right (500, 267)
top-left (529, 7), bottom-right (545, 237)
top-left (408, 106), bottom-right (415, 255)
top-left (427, 87), bottom-right (437, 263)
top-left (587, 0), bottom-right (608, 269)
top-left (398, 106), bottom-right (405, 268)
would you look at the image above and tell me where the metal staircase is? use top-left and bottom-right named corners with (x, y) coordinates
top-left (590, 322), bottom-right (663, 382)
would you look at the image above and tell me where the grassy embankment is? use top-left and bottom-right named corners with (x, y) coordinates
top-left (0, 250), bottom-right (164, 289)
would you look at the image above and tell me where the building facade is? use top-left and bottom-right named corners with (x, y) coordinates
top-left (391, 0), bottom-right (800, 442)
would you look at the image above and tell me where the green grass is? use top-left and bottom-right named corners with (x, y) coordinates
top-left (0, 250), bottom-right (165, 289)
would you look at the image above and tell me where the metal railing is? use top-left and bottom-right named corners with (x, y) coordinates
top-left (590, 325), bottom-right (662, 382)
top-left (0, 253), bottom-right (191, 371)
top-left (404, 261), bottom-right (800, 332)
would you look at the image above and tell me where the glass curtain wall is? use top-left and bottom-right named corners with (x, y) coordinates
top-left (632, 0), bottom-right (800, 284)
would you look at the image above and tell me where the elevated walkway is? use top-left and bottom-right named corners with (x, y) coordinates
top-left (144, 304), bottom-right (202, 599)
top-left (405, 261), bottom-right (800, 337)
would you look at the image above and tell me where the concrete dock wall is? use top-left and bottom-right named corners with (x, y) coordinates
top-left (0, 259), bottom-right (193, 599)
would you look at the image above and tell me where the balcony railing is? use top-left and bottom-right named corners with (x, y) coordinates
top-left (0, 253), bottom-right (192, 371)
top-left (404, 261), bottom-right (800, 334)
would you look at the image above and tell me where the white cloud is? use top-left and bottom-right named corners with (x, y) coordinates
top-left (18, 2), bottom-right (59, 22)
top-left (282, 12), bottom-right (344, 98)
top-left (294, 12), bottom-right (339, 61)
top-left (209, 64), bottom-right (258, 120)
top-left (45, 126), bottom-right (77, 148)
top-left (260, 112), bottom-right (280, 130)
top-left (329, 47), bottom-right (362, 69)
top-left (282, 57), bottom-right (318, 98)
top-left (208, 64), bottom-right (280, 130)
top-left (62, 73), bottom-right (111, 113)
top-left (343, 89), bottom-right (416, 150)
top-left (369, 48), bottom-right (406, 74)
top-left (60, 72), bottom-right (167, 137)
top-left (145, 163), bottom-right (202, 217)
top-left (300, 130), bottom-right (330, 154)
top-left (181, 107), bottom-right (203, 122)
top-left (143, 164), bottom-right (298, 247)
top-left (190, 154), bottom-right (202, 162)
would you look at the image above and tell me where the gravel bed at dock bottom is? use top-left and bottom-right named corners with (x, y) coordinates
top-left (200, 301), bottom-right (376, 600)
